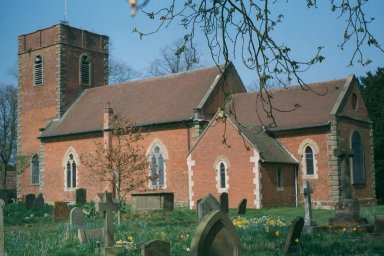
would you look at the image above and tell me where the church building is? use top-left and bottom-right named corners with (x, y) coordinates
top-left (17, 23), bottom-right (376, 209)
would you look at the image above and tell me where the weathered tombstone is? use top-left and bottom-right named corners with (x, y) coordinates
top-left (78, 228), bottom-right (104, 243)
top-left (301, 180), bottom-right (316, 232)
top-left (191, 210), bottom-right (241, 256)
top-left (25, 194), bottom-right (35, 210)
top-left (195, 198), bottom-right (202, 220)
top-left (0, 199), bottom-right (7, 256)
top-left (75, 188), bottom-right (87, 205)
top-left (70, 207), bottom-right (85, 229)
top-left (220, 192), bottom-right (229, 214)
top-left (141, 240), bottom-right (170, 256)
top-left (283, 216), bottom-right (304, 255)
top-left (197, 193), bottom-right (221, 222)
top-left (237, 198), bottom-right (247, 215)
top-left (32, 193), bottom-right (44, 210)
top-left (374, 215), bottom-right (384, 236)
top-left (95, 191), bottom-right (124, 255)
top-left (53, 202), bottom-right (70, 221)
top-left (328, 142), bottom-right (368, 226)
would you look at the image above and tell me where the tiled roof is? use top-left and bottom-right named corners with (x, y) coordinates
top-left (232, 78), bottom-right (348, 131)
top-left (41, 65), bottom-right (225, 138)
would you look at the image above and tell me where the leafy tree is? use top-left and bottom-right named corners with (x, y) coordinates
top-left (360, 68), bottom-right (384, 202)
top-left (148, 38), bottom-right (202, 76)
top-left (81, 112), bottom-right (148, 202)
top-left (0, 84), bottom-right (17, 189)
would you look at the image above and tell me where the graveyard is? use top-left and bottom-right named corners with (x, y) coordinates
top-left (1, 195), bottom-right (384, 256)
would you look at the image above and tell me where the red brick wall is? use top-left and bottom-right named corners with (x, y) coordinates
top-left (189, 119), bottom-right (296, 208)
top-left (276, 131), bottom-right (331, 204)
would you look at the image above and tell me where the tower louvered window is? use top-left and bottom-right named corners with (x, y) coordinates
top-left (34, 55), bottom-right (43, 85)
top-left (80, 55), bottom-right (91, 85)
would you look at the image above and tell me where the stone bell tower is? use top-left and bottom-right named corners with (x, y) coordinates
top-left (17, 23), bottom-right (109, 199)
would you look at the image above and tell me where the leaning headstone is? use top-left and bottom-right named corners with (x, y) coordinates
top-left (95, 191), bottom-right (124, 255)
top-left (283, 216), bottom-right (305, 255)
top-left (301, 181), bottom-right (316, 232)
top-left (75, 188), bottom-right (87, 205)
top-left (374, 215), bottom-right (384, 236)
top-left (0, 199), bottom-right (7, 256)
top-left (53, 201), bottom-right (70, 221)
top-left (191, 210), bottom-right (241, 256)
top-left (141, 240), bottom-right (170, 256)
top-left (220, 192), bottom-right (229, 214)
top-left (32, 193), bottom-right (44, 210)
top-left (25, 194), bottom-right (35, 210)
top-left (70, 207), bottom-right (85, 229)
top-left (237, 198), bottom-right (247, 215)
top-left (197, 193), bottom-right (221, 222)
top-left (78, 228), bottom-right (104, 243)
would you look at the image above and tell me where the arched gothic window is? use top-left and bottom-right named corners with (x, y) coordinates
top-left (352, 131), bottom-right (365, 184)
top-left (31, 155), bottom-right (40, 185)
top-left (305, 146), bottom-right (315, 175)
top-left (217, 161), bottom-right (228, 192)
top-left (150, 145), bottom-right (165, 187)
top-left (66, 153), bottom-right (77, 189)
top-left (80, 55), bottom-right (91, 85)
top-left (34, 55), bottom-right (43, 85)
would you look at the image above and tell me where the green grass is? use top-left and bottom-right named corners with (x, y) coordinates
top-left (4, 203), bottom-right (384, 255)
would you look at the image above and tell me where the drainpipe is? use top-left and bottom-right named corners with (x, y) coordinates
top-left (294, 165), bottom-right (298, 208)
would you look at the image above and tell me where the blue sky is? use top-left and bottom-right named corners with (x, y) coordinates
top-left (0, 0), bottom-right (383, 88)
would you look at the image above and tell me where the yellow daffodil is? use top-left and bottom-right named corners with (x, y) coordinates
top-left (127, 236), bottom-right (133, 242)
top-left (275, 230), bottom-right (280, 237)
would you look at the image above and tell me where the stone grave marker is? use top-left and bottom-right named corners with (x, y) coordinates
top-left (197, 193), bottom-right (221, 222)
top-left (237, 198), bottom-right (247, 215)
top-left (53, 202), bottom-right (70, 221)
top-left (191, 210), bottom-right (241, 256)
top-left (78, 228), bottom-right (104, 243)
top-left (220, 192), bottom-right (229, 214)
top-left (141, 240), bottom-right (170, 256)
top-left (301, 180), bottom-right (316, 232)
top-left (32, 193), bottom-right (44, 210)
top-left (96, 191), bottom-right (124, 255)
top-left (75, 188), bottom-right (87, 205)
top-left (283, 216), bottom-right (304, 255)
top-left (70, 207), bottom-right (85, 229)
top-left (195, 198), bottom-right (202, 220)
top-left (0, 199), bottom-right (6, 256)
top-left (25, 194), bottom-right (35, 210)
top-left (374, 215), bottom-right (384, 236)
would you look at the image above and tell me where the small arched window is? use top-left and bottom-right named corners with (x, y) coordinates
top-left (352, 131), bottom-right (365, 184)
top-left (305, 146), bottom-right (314, 175)
top-left (217, 161), bottom-right (228, 192)
top-left (150, 145), bottom-right (165, 187)
top-left (34, 55), bottom-right (43, 85)
top-left (80, 55), bottom-right (91, 85)
top-left (31, 155), bottom-right (40, 185)
top-left (66, 153), bottom-right (77, 189)
top-left (219, 162), bottom-right (226, 189)
top-left (351, 93), bottom-right (358, 111)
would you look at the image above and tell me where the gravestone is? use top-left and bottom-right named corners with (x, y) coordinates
top-left (283, 216), bottom-right (304, 255)
top-left (96, 191), bottom-right (124, 255)
top-left (328, 142), bottom-right (368, 226)
top-left (32, 193), bottom-right (44, 210)
top-left (141, 240), bottom-right (170, 256)
top-left (220, 192), bottom-right (229, 214)
top-left (237, 198), bottom-right (247, 215)
top-left (53, 202), bottom-right (70, 221)
top-left (25, 194), bottom-right (35, 210)
top-left (78, 228), bottom-right (104, 243)
top-left (374, 215), bottom-right (384, 236)
top-left (191, 210), bottom-right (241, 256)
top-left (301, 180), bottom-right (316, 231)
top-left (0, 199), bottom-right (6, 256)
top-left (195, 198), bottom-right (202, 220)
top-left (75, 188), bottom-right (87, 205)
top-left (70, 207), bottom-right (85, 229)
top-left (197, 193), bottom-right (221, 222)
